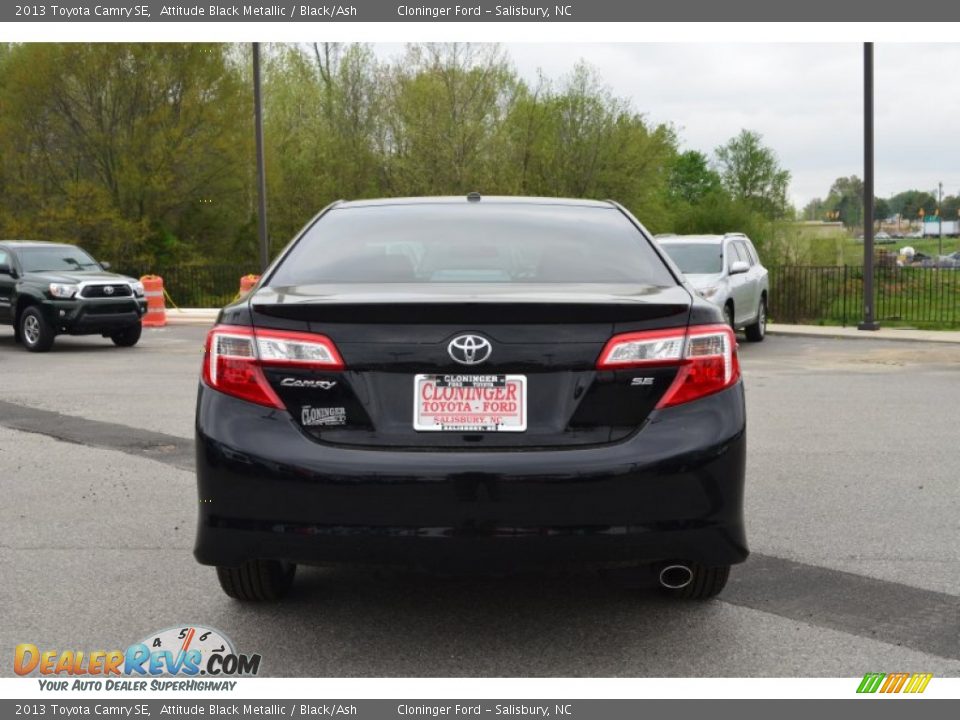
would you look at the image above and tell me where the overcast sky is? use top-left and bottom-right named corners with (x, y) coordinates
top-left (375, 43), bottom-right (960, 208)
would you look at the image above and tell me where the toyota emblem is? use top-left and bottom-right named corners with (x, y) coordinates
top-left (447, 334), bottom-right (492, 365)
top-left (103, 285), bottom-right (115, 296)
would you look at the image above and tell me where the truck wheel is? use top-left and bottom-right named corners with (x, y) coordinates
top-left (111, 322), bottom-right (142, 347)
top-left (216, 560), bottom-right (296, 601)
top-left (20, 307), bottom-right (55, 352)
top-left (744, 298), bottom-right (767, 342)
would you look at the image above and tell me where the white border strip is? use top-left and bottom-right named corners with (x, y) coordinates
top-left (4, 22), bottom-right (960, 43)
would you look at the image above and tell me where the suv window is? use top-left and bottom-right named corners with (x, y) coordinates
top-left (0, 249), bottom-right (8, 267)
top-left (726, 242), bottom-right (746, 269)
top-left (734, 241), bottom-right (755, 266)
top-left (659, 242), bottom-right (723, 274)
top-left (270, 204), bottom-right (677, 286)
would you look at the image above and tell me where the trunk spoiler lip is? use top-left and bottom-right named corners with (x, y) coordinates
top-left (249, 285), bottom-right (692, 324)
top-left (250, 283), bottom-right (690, 307)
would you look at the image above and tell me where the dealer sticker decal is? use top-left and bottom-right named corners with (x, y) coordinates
top-left (301, 405), bottom-right (347, 426)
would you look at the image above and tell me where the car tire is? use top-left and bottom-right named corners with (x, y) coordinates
top-left (744, 298), bottom-right (766, 342)
top-left (661, 564), bottom-right (730, 600)
top-left (111, 322), bottom-right (142, 348)
top-left (722, 302), bottom-right (734, 330)
top-left (216, 560), bottom-right (296, 601)
top-left (20, 307), bottom-right (55, 352)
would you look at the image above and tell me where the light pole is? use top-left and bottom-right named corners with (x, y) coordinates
top-left (938, 181), bottom-right (943, 257)
top-left (253, 42), bottom-right (270, 273)
top-left (859, 42), bottom-right (879, 331)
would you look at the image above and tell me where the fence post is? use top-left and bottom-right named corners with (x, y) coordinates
top-left (842, 265), bottom-right (848, 327)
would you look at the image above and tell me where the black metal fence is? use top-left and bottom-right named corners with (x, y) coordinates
top-left (119, 264), bottom-right (255, 308)
top-left (118, 263), bottom-right (960, 328)
top-left (769, 265), bottom-right (960, 327)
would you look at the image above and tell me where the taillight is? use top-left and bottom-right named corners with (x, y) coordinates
top-left (596, 324), bottom-right (740, 408)
top-left (202, 324), bottom-right (343, 408)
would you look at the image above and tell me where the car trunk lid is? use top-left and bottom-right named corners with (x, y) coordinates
top-left (249, 283), bottom-right (692, 448)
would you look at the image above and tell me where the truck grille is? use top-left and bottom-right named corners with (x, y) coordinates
top-left (80, 284), bottom-right (133, 298)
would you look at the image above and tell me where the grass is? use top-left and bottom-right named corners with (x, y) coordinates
top-left (768, 260), bottom-right (960, 330)
top-left (839, 235), bottom-right (960, 265)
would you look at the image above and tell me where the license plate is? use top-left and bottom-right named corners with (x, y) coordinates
top-left (413, 374), bottom-right (527, 432)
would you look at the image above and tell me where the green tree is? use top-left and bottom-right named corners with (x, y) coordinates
top-left (500, 61), bottom-right (675, 228)
top-left (381, 43), bottom-right (516, 195)
top-left (0, 43), bottom-right (252, 266)
top-left (667, 151), bottom-right (721, 205)
top-left (873, 197), bottom-right (891, 222)
top-left (714, 130), bottom-right (791, 219)
top-left (824, 176), bottom-right (863, 229)
top-left (887, 189), bottom-right (938, 221)
top-left (941, 194), bottom-right (960, 221)
top-left (801, 197), bottom-right (825, 221)
top-left (0, 42), bottom-right (799, 272)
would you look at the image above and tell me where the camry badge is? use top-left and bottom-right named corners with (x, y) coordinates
top-left (448, 335), bottom-right (492, 365)
top-left (281, 378), bottom-right (337, 390)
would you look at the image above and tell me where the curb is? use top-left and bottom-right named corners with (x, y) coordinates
top-left (766, 324), bottom-right (960, 345)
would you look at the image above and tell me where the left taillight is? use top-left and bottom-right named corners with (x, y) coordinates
top-left (202, 324), bottom-right (343, 409)
top-left (596, 324), bottom-right (740, 408)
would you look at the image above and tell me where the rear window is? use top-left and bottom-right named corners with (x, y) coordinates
top-left (659, 242), bottom-right (723, 274)
top-left (268, 204), bottom-right (676, 286)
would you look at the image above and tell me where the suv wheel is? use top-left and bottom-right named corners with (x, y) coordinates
top-left (661, 564), bottom-right (730, 600)
top-left (216, 560), bottom-right (296, 601)
top-left (745, 298), bottom-right (766, 342)
top-left (20, 307), bottom-right (55, 352)
top-left (111, 322), bottom-right (142, 348)
top-left (722, 303), bottom-right (734, 330)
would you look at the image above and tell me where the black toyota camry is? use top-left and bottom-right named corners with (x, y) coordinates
top-left (195, 196), bottom-right (747, 601)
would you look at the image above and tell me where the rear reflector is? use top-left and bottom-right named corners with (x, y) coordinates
top-left (596, 324), bottom-right (739, 408)
top-left (202, 324), bottom-right (343, 408)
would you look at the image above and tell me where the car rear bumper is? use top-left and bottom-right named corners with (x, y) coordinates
top-left (194, 382), bottom-right (748, 571)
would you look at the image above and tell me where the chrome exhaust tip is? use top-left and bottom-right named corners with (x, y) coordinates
top-left (659, 564), bottom-right (693, 590)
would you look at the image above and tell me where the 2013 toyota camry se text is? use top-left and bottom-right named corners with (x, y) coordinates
top-left (194, 196), bottom-right (747, 601)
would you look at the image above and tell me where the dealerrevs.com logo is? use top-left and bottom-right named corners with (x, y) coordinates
top-left (14, 625), bottom-right (261, 691)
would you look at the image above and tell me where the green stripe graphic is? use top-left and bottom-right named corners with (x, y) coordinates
top-left (857, 673), bottom-right (886, 693)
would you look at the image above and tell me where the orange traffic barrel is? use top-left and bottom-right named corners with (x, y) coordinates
top-left (239, 274), bottom-right (260, 297)
top-left (141, 275), bottom-right (167, 327)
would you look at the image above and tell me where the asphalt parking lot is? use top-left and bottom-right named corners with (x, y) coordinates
top-left (1, 326), bottom-right (958, 676)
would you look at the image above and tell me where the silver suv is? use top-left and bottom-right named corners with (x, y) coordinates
top-left (656, 233), bottom-right (769, 342)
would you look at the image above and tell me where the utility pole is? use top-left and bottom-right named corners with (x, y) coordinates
top-left (253, 42), bottom-right (270, 273)
top-left (938, 181), bottom-right (943, 257)
top-left (859, 42), bottom-right (879, 331)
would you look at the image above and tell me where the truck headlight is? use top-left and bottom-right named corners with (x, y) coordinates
top-left (49, 283), bottom-right (79, 299)
top-left (130, 281), bottom-right (145, 297)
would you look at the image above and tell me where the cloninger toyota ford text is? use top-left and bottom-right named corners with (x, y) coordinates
top-left (194, 196), bottom-right (748, 601)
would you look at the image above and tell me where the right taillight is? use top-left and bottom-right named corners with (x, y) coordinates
top-left (596, 324), bottom-right (740, 408)
top-left (202, 324), bottom-right (343, 408)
